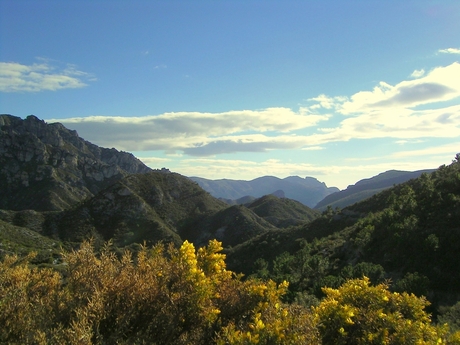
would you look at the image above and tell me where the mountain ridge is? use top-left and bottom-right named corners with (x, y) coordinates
top-left (0, 115), bottom-right (323, 252)
top-left (0, 114), bottom-right (152, 211)
top-left (314, 169), bottom-right (436, 210)
top-left (190, 175), bottom-right (339, 207)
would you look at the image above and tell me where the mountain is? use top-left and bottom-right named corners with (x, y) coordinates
top-left (47, 171), bottom-right (229, 247)
top-left (0, 114), bottom-right (151, 211)
top-left (1, 115), bottom-right (324, 254)
top-left (190, 175), bottom-right (339, 207)
top-left (314, 169), bottom-right (435, 211)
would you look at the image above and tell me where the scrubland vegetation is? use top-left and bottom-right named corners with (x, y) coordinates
top-left (1, 239), bottom-right (459, 345)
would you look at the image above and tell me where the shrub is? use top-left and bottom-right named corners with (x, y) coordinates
top-left (314, 276), bottom-right (447, 345)
top-left (0, 240), bottom-right (318, 345)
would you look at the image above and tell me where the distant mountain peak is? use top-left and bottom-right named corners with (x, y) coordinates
top-left (190, 175), bottom-right (338, 207)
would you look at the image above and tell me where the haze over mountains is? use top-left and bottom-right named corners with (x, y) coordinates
top-left (191, 170), bottom-right (436, 211)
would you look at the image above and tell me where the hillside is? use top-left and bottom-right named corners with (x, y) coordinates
top-left (0, 114), bottom-right (151, 211)
top-left (226, 156), bottom-right (460, 317)
top-left (0, 215), bottom-right (62, 263)
top-left (48, 171), bottom-right (231, 247)
top-left (190, 175), bottom-right (339, 207)
top-left (314, 169), bottom-right (435, 211)
top-left (247, 194), bottom-right (320, 228)
top-left (184, 204), bottom-right (278, 248)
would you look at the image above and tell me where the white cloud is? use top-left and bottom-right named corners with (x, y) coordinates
top-left (395, 139), bottom-right (424, 145)
top-left (410, 69), bottom-right (425, 78)
top-left (307, 94), bottom-right (348, 110)
top-left (286, 63), bottom-right (460, 147)
top-left (304, 105), bottom-right (460, 146)
top-left (49, 108), bottom-right (329, 154)
top-left (0, 60), bottom-right (93, 92)
top-left (339, 63), bottom-right (460, 114)
top-left (438, 48), bottom-right (460, 54)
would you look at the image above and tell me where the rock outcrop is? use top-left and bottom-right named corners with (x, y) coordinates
top-left (0, 114), bottom-right (152, 211)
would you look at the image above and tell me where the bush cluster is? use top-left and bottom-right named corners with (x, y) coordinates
top-left (1, 240), bottom-right (458, 344)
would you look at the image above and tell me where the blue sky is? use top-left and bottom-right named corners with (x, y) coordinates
top-left (1, 0), bottom-right (460, 189)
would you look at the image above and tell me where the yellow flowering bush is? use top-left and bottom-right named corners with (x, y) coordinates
top-left (314, 276), bottom-right (447, 345)
top-left (3, 244), bottom-right (457, 345)
top-left (0, 240), bottom-right (318, 345)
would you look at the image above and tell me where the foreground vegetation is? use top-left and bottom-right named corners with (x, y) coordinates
top-left (1, 240), bottom-right (459, 345)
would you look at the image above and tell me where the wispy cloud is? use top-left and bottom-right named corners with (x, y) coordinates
top-left (307, 94), bottom-right (347, 110)
top-left (0, 60), bottom-right (94, 92)
top-left (301, 146), bottom-right (324, 151)
top-left (410, 69), bottom-right (425, 78)
top-left (390, 142), bottom-right (460, 158)
top-left (395, 139), bottom-right (424, 145)
top-left (438, 48), bottom-right (460, 54)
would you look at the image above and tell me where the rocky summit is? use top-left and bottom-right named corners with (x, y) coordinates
top-left (0, 114), bottom-right (151, 211)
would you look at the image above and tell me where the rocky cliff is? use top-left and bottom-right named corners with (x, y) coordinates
top-left (0, 114), bottom-right (152, 211)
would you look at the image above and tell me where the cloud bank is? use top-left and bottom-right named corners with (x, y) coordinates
top-left (49, 62), bottom-right (460, 157)
top-left (0, 60), bottom-right (94, 92)
top-left (51, 108), bottom-right (329, 154)
top-left (306, 62), bottom-right (460, 143)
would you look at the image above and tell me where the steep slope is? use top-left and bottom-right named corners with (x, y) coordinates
top-left (190, 175), bottom-right (339, 207)
top-left (0, 114), bottom-right (151, 211)
top-left (48, 171), bottom-right (229, 246)
top-left (314, 169), bottom-right (435, 211)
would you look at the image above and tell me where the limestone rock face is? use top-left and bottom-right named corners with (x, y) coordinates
top-left (0, 114), bottom-right (152, 211)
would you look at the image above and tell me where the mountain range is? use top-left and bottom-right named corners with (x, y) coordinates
top-left (2, 114), bottom-right (460, 322)
top-left (190, 175), bottom-right (339, 208)
top-left (0, 114), bottom-right (322, 256)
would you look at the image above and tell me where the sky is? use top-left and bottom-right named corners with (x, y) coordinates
top-left (1, 0), bottom-right (460, 190)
